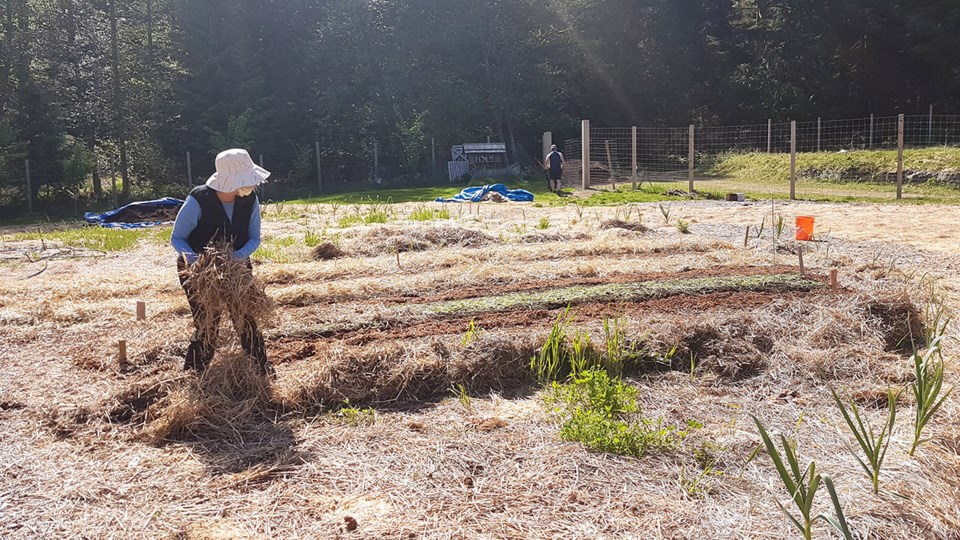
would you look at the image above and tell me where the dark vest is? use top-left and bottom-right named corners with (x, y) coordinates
top-left (185, 185), bottom-right (256, 253)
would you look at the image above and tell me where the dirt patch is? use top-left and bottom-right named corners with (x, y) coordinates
top-left (311, 242), bottom-right (345, 260)
top-left (351, 225), bottom-right (494, 255)
top-left (865, 293), bottom-right (925, 354)
top-left (600, 219), bottom-right (650, 233)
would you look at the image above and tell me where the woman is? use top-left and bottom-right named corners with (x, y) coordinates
top-left (170, 148), bottom-right (272, 375)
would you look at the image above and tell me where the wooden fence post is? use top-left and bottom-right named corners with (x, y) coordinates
top-left (581, 119), bottom-right (590, 190)
top-left (185, 151), bottom-right (192, 189)
top-left (790, 120), bottom-right (797, 200)
top-left (897, 114), bottom-right (904, 199)
top-left (688, 124), bottom-right (694, 194)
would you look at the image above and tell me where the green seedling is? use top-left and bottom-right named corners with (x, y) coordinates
top-left (830, 387), bottom-right (899, 494)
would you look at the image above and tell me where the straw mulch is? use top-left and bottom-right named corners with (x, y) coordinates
top-left (181, 244), bottom-right (277, 334)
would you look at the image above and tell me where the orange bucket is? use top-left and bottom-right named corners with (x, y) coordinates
top-left (795, 216), bottom-right (815, 241)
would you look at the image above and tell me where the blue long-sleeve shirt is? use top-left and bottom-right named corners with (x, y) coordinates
top-left (171, 195), bottom-right (261, 264)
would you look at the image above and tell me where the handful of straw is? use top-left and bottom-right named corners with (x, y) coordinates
top-left (181, 243), bottom-right (276, 332)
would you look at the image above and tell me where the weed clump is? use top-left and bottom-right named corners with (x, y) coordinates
top-left (546, 368), bottom-right (685, 457)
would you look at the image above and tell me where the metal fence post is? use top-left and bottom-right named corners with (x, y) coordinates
top-left (817, 117), bottom-right (821, 152)
top-left (897, 113), bottom-right (904, 199)
top-left (869, 114), bottom-right (874, 149)
top-left (315, 141), bottom-right (322, 191)
top-left (790, 120), bottom-right (797, 200)
top-left (688, 124), bottom-right (695, 193)
top-left (631, 126), bottom-right (637, 190)
top-left (24, 159), bottom-right (32, 213)
top-left (581, 119), bottom-right (590, 190)
top-left (767, 119), bottom-right (772, 153)
top-left (928, 105), bottom-right (934, 145)
top-left (373, 141), bottom-right (379, 182)
top-left (431, 136), bottom-right (436, 180)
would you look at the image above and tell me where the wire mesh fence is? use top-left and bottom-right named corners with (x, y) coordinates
top-left (562, 114), bottom-right (960, 201)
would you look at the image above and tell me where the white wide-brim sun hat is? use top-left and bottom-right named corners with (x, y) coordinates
top-left (205, 148), bottom-right (271, 192)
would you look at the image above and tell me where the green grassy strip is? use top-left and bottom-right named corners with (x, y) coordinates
top-left (421, 273), bottom-right (823, 317)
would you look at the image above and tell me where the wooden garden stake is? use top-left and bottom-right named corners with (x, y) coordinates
top-left (830, 269), bottom-right (838, 291)
top-left (118, 340), bottom-right (127, 363)
top-left (744, 225), bottom-right (750, 247)
top-left (798, 249), bottom-right (804, 273)
top-left (136, 301), bottom-right (146, 321)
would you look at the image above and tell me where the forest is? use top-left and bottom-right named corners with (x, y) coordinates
top-left (1, 0), bottom-right (958, 209)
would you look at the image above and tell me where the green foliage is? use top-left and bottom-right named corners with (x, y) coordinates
top-left (409, 206), bottom-right (450, 221)
top-left (546, 368), bottom-right (684, 458)
top-left (830, 387), bottom-right (899, 494)
top-left (676, 219), bottom-right (690, 234)
top-left (909, 335), bottom-right (953, 456)
top-left (254, 236), bottom-right (298, 263)
top-left (658, 203), bottom-right (672, 225)
top-left (461, 319), bottom-right (483, 347)
top-left (452, 383), bottom-right (472, 411)
top-left (531, 307), bottom-right (574, 383)
top-left (752, 415), bottom-right (821, 540)
top-left (331, 400), bottom-right (377, 426)
top-left (304, 229), bottom-right (324, 247)
top-left (207, 109), bottom-right (256, 153)
top-left (818, 475), bottom-right (857, 540)
top-left (14, 226), bottom-right (142, 252)
top-left (601, 316), bottom-right (630, 377)
top-left (536, 217), bottom-right (550, 229)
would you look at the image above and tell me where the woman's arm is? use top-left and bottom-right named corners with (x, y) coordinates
top-left (171, 196), bottom-right (201, 264)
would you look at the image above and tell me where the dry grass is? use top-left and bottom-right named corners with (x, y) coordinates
top-left (1, 200), bottom-right (959, 539)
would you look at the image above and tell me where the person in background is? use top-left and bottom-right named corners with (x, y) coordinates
top-left (170, 148), bottom-right (272, 375)
top-left (544, 144), bottom-right (565, 193)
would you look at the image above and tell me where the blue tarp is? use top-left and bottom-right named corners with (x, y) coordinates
top-left (434, 183), bottom-right (534, 203)
top-left (84, 197), bottom-right (184, 229)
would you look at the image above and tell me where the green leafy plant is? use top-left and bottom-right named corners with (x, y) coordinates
top-left (410, 206), bottom-right (450, 221)
top-left (304, 229), bottom-right (324, 247)
top-left (676, 219), bottom-right (690, 234)
top-left (909, 335), bottom-right (953, 456)
top-left (452, 383), bottom-right (472, 410)
top-left (775, 213), bottom-right (786, 240)
top-left (601, 316), bottom-right (629, 377)
top-left (332, 400), bottom-right (377, 426)
top-left (830, 387), bottom-right (899, 494)
top-left (547, 368), bottom-right (684, 458)
top-left (461, 319), bottom-right (483, 347)
top-left (658, 202), bottom-right (672, 225)
top-left (568, 329), bottom-right (597, 376)
top-left (531, 307), bottom-right (573, 383)
top-left (753, 216), bottom-right (767, 239)
top-left (818, 475), bottom-right (857, 540)
top-left (537, 217), bottom-right (550, 230)
top-left (752, 415), bottom-right (821, 540)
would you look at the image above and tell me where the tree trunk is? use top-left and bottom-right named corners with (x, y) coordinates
top-left (0, 0), bottom-right (12, 115)
top-left (88, 130), bottom-right (101, 197)
top-left (109, 0), bottom-right (130, 199)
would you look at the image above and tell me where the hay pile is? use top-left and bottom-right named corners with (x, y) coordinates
top-left (142, 352), bottom-right (275, 443)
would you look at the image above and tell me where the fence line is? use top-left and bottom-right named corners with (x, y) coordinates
top-left (562, 113), bottom-right (960, 200)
